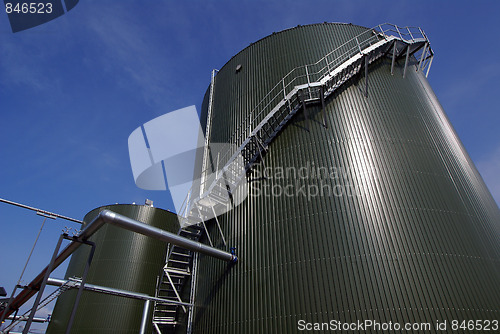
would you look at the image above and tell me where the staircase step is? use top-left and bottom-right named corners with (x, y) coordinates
top-left (171, 251), bottom-right (193, 258)
top-left (167, 258), bottom-right (191, 265)
top-left (179, 229), bottom-right (201, 238)
top-left (165, 267), bottom-right (191, 276)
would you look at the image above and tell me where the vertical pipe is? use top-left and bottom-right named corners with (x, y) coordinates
top-left (139, 300), bottom-right (151, 334)
top-left (23, 234), bottom-right (65, 334)
top-left (65, 240), bottom-right (96, 334)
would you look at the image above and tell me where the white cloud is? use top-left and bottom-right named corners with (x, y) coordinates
top-left (477, 144), bottom-right (500, 207)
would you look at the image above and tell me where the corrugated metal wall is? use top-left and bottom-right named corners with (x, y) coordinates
top-left (193, 23), bottom-right (500, 333)
top-left (47, 204), bottom-right (179, 334)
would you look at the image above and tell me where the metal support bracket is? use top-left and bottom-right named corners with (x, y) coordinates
top-left (165, 271), bottom-right (187, 313)
top-left (196, 207), bottom-right (213, 247)
top-left (211, 206), bottom-right (227, 246)
top-left (320, 86), bottom-right (327, 128)
top-left (391, 41), bottom-right (397, 75)
top-left (418, 42), bottom-right (428, 71)
top-left (403, 44), bottom-right (410, 78)
top-left (425, 55), bottom-right (433, 78)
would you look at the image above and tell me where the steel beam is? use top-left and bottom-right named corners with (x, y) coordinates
top-left (46, 278), bottom-right (191, 306)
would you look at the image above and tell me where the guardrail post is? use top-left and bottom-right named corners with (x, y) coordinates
top-left (378, 24), bottom-right (384, 35)
top-left (418, 27), bottom-right (427, 40)
top-left (395, 25), bottom-right (403, 40)
top-left (407, 27), bottom-right (415, 41)
top-left (305, 65), bottom-right (312, 99)
top-left (282, 78), bottom-right (286, 101)
top-left (356, 37), bottom-right (362, 54)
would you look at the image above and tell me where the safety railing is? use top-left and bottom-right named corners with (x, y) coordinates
top-left (179, 23), bottom-right (431, 218)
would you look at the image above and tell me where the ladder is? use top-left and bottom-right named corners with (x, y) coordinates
top-left (153, 23), bottom-right (433, 333)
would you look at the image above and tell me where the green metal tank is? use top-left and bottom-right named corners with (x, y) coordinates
top-left (47, 204), bottom-right (179, 334)
top-left (192, 23), bottom-right (500, 333)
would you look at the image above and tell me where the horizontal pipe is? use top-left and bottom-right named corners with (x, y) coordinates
top-left (47, 278), bottom-right (191, 307)
top-left (6, 316), bottom-right (47, 323)
top-left (0, 197), bottom-right (83, 224)
top-left (99, 210), bottom-right (237, 263)
top-left (0, 209), bottom-right (236, 319)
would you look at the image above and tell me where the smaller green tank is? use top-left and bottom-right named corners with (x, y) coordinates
top-left (47, 204), bottom-right (179, 334)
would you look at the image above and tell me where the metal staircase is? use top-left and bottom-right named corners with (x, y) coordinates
top-left (152, 224), bottom-right (202, 333)
top-left (179, 23), bottom-right (433, 222)
top-left (152, 23), bottom-right (433, 333)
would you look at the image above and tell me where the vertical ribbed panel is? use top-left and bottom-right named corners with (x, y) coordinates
top-left (193, 23), bottom-right (500, 333)
top-left (47, 204), bottom-right (179, 334)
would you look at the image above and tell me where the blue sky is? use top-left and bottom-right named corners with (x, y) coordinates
top-left (1, 0), bottom-right (499, 330)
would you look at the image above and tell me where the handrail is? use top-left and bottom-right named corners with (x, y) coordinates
top-left (178, 23), bottom-right (432, 217)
